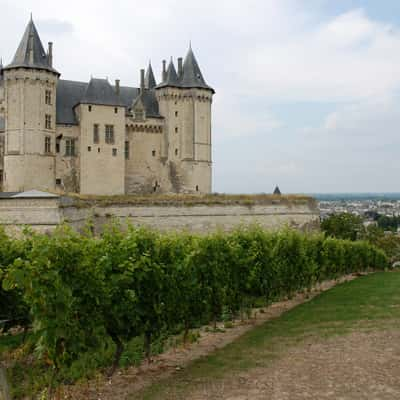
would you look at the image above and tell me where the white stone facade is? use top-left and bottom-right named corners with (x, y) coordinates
top-left (0, 19), bottom-right (213, 195)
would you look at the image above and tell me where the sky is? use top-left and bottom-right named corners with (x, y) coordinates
top-left (0, 0), bottom-right (399, 194)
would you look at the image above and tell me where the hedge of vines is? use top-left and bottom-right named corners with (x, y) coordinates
top-left (0, 224), bottom-right (388, 373)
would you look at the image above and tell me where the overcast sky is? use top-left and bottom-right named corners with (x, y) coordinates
top-left (1, 0), bottom-right (399, 194)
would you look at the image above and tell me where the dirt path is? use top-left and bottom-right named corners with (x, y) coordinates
top-left (62, 274), bottom-right (361, 400)
top-left (187, 329), bottom-right (400, 400)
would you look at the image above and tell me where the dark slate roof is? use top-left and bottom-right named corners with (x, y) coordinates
top-left (4, 19), bottom-right (59, 75)
top-left (141, 90), bottom-right (160, 117)
top-left (180, 47), bottom-right (214, 92)
top-left (56, 79), bottom-right (161, 125)
top-left (156, 60), bottom-right (180, 89)
top-left (155, 48), bottom-right (214, 93)
top-left (145, 63), bottom-right (157, 89)
top-left (273, 186), bottom-right (282, 195)
top-left (0, 192), bottom-right (19, 198)
top-left (56, 80), bottom-right (87, 125)
top-left (80, 78), bottom-right (123, 107)
top-left (0, 117), bottom-right (4, 131)
top-left (132, 89), bottom-right (160, 118)
top-left (117, 86), bottom-right (139, 108)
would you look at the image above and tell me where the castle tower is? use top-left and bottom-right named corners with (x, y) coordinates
top-left (156, 47), bottom-right (214, 193)
top-left (2, 17), bottom-right (59, 192)
top-left (77, 78), bottom-right (126, 195)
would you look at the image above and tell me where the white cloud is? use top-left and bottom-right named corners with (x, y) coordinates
top-left (245, 9), bottom-right (400, 102)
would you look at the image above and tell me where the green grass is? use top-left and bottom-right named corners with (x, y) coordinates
top-left (134, 271), bottom-right (400, 400)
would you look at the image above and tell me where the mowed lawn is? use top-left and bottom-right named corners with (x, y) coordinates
top-left (134, 271), bottom-right (400, 399)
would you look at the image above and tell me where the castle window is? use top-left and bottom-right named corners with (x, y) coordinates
top-left (44, 136), bottom-right (51, 153)
top-left (45, 90), bottom-right (52, 105)
top-left (152, 150), bottom-right (156, 157)
top-left (175, 148), bottom-right (178, 156)
top-left (175, 127), bottom-right (178, 133)
top-left (125, 141), bottom-right (130, 160)
top-left (105, 125), bottom-right (115, 144)
top-left (88, 146), bottom-right (92, 152)
top-left (0, 170), bottom-right (3, 184)
top-left (56, 140), bottom-right (60, 153)
top-left (45, 114), bottom-right (52, 130)
top-left (175, 111), bottom-right (178, 117)
top-left (65, 139), bottom-right (76, 156)
top-left (112, 148), bottom-right (117, 156)
top-left (88, 105), bottom-right (92, 112)
top-left (93, 124), bottom-right (99, 143)
top-left (114, 107), bottom-right (118, 114)
top-left (98, 148), bottom-right (101, 153)
top-left (56, 178), bottom-right (62, 185)
top-left (196, 185), bottom-right (199, 192)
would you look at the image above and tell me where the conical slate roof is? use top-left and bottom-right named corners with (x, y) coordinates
top-left (156, 60), bottom-right (180, 89)
top-left (180, 47), bottom-right (214, 92)
top-left (273, 186), bottom-right (282, 195)
top-left (80, 78), bottom-right (122, 107)
top-left (145, 63), bottom-right (157, 89)
top-left (4, 18), bottom-right (59, 74)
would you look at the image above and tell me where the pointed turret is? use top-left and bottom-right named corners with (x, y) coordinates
top-left (156, 59), bottom-right (180, 89)
top-left (180, 46), bottom-right (214, 92)
top-left (4, 17), bottom-right (59, 74)
top-left (273, 186), bottom-right (282, 195)
top-left (145, 62), bottom-right (157, 89)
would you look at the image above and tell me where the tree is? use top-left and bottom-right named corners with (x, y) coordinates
top-left (321, 213), bottom-right (364, 241)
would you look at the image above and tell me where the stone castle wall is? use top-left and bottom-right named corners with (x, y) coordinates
top-left (0, 196), bottom-right (320, 235)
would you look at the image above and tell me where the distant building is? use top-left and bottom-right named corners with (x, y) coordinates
top-left (273, 186), bottom-right (281, 195)
top-left (0, 18), bottom-right (214, 195)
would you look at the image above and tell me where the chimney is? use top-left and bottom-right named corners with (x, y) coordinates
top-left (115, 79), bottom-right (120, 96)
top-left (162, 60), bottom-right (167, 82)
top-left (48, 42), bottom-right (53, 67)
top-left (178, 57), bottom-right (183, 78)
top-left (140, 69), bottom-right (145, 93)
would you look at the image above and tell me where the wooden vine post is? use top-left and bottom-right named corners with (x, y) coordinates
top-left (0, 365), bottom-right (10, 400)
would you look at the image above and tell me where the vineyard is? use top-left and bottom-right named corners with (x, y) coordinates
top-left (0, 223), bottom-right (388, 397)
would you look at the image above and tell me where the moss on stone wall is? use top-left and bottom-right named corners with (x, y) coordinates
top-left (59, 193), bottom-right (317, 209)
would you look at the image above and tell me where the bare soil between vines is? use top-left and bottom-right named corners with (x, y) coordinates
top-left (60, 274), bottom-right (362, 400)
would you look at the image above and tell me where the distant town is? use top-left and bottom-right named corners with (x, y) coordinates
top-left (316, 194), bottom-right (400, 231)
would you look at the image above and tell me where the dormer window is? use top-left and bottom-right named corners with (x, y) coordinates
top-left (134, 109), bottom-right (144, 121)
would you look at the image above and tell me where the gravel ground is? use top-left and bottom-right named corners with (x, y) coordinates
top-left (189, 330), bottom-right (400, 400)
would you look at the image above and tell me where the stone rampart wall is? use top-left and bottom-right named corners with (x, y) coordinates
top-left (0, 196), bottom-right (320, 235)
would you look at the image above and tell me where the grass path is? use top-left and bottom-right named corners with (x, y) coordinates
top-left (134, 271), bottom-right (400, 399)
